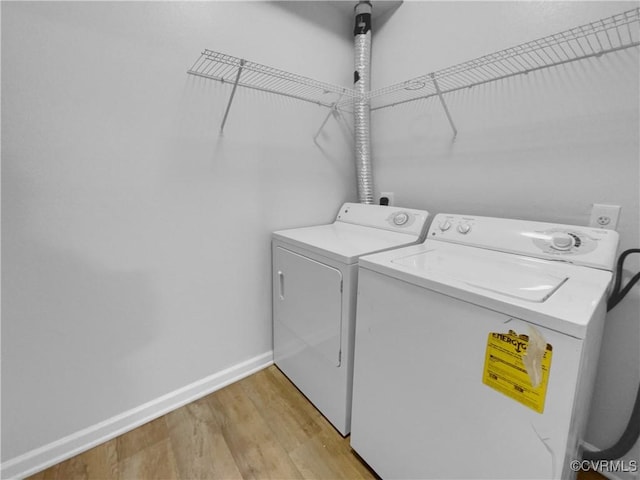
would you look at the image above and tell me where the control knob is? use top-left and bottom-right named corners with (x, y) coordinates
top-left (393, 212), bottom-right (409, 226)
top-left (457, 223), bottom-right (471, 234)
top-left (439, 220), bottom-right (452, 231)
top-left (550, 233), bottom-right (574, 251)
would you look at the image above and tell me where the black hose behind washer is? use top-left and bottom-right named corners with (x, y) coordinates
top-left (608, 248), bottom-right (640, 310)
top-left (583, 383), bottom-right (640, 460)
top-left (583, 248), bottom-right (640, 461)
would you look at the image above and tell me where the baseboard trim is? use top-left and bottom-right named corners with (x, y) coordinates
top-left (1, 351), bottom-right (273, 479)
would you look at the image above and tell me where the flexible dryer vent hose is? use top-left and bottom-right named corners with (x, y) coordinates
top-left (354, 1), bottom-right (374, 204)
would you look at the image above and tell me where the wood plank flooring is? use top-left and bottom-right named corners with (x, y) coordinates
top-left (28, 365), bottom-right (605, 480)
top-left (27, 366), bottom-right (375, 480)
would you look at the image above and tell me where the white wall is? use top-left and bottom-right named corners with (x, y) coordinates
top-left (1, 1), bottom-right (354, 475)
top-left (370, 1), bottom-right (640, 477)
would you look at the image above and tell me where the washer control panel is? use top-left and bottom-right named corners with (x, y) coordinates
top-left (336, 202), bottom-right (429, 237)
top-left (428, 213), bottom-right (619, 270)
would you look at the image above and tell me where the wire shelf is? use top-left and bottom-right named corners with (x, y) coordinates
top-left (188, 49), bottom-right (356, 109)
top-left (369, 7), bottom-right (640, 111)
top-left (188, 8), bottom-right (639, 135)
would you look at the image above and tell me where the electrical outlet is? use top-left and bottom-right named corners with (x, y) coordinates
top-left (589, 204), bottom-right (621, 230)
top-left (379, 192), bottom-right (395, 206)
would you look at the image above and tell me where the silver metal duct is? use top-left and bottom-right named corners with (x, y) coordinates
top-left (354, 1), bottom-right (374, 204)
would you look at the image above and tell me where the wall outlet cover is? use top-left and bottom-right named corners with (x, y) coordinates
top-left (588, 204), bottom-right (621, 230)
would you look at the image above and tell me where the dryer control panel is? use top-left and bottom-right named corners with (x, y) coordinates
top-left (336, 203), bottom-right (430, 238)
top-left (428, 214), bottom-right (619, 271)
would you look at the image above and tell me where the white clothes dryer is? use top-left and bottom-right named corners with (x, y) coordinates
top-left (350, 213), bottom-right (619, 479)
top-left (272, 202), bottom-right (429, 435)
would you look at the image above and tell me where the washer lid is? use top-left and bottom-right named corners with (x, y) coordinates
top-left (273, 222), bottom-right (419, 264)
top-left (392, 249), bottom-right (569, 303)
top-left (359, 242), bottom-right (613, 338)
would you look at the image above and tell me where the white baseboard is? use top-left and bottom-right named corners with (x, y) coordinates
top-left (1, 351), bottom-right (273, 480)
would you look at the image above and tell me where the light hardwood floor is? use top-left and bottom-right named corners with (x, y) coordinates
top-left (28, 365), bottom-right (605, 480)
top-left (28, 366), bottom-right (376, 480)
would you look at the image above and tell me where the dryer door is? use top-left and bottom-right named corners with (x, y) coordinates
top-left (273, 247), bottom-right (343, 366)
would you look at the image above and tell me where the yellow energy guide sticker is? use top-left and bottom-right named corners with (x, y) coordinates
top-left (482, 329), bottom-right (553, 413)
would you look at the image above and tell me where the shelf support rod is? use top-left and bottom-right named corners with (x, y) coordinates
top-left (313, 105), bottom-right (338, 144)
top-left (220, 59), bottom-right (245, 133)
top-left (335, 110), bottom-right (355, 140)
top-left (431, 73), bottom-right (458, 138)
top-left (313, 95), bottom-right (348, 145)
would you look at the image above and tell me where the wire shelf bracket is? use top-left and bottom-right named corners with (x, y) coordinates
top-left (218, 59), bottom-right (244, 133)
top-left (431, 73), bottom-right (458, 138)
top-left (313, 101), bottom-right (340, 145)
top-left (313, 106), bottom-right (355, 148)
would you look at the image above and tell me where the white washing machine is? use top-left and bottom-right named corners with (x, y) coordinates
top-left (350, 213), bottom-right (619, 479)
top-left (272, 202), bottom-right (430, 435)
